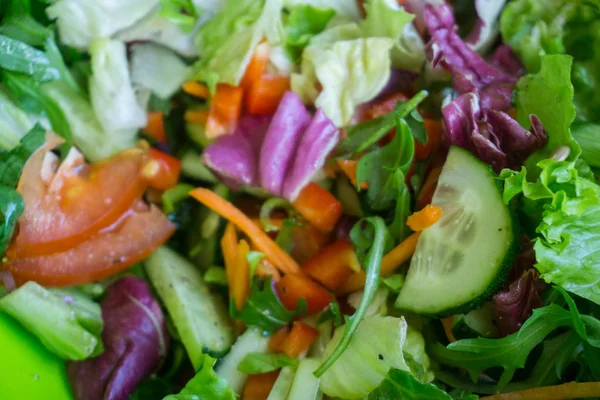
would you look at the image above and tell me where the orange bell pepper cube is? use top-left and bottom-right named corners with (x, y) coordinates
top-left (143, 111), bottom-right (166, 142)
top-left (276, 273), bottom-right (334, 315)
top-left (144, 149), bottom-right (181, 191)
top-left (242, 371), bottom-right (280, 400)
top-left (280, 321), bottom-right (319, 358)
top-left (182, 81), bottom-right (210, 99)
top-left (241, 42), bottom-right (270, 90)
top-left (269, 326), bottom-right (290, 352)
top-left (190, 188), bottom-right (301, 274)
top-left (292, 183), bottom-right (343, 233)
top-left (247, 76), bottom-right (290, 116)
top-left (415, 119), bottom-right (443, 160)
top-left (302, 239), bottom-right (361, 291)
top-left (406, 205), bottom-right (443, 231)
top-left (337, 159), bottom-right (369, 189)
top-left (417, 167), bottom-right (443, 209)
top-left (205, 84), bottom-right (244, 138)
top-left (338, 232), bottom-right (421, 294)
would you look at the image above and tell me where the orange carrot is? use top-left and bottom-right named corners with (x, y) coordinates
top-left (206, 84), bottom-right (244, 138)
top-left (302, 239), bottom-right (360, 291)
top-left (406, 205), bottom-right (443, 231)
top-left (280, 321), bottom-right (319, 358)
top-left (337, 159), bottom-right (368, 189)
top-left (480, 382), bottom-right (600, 400)
top-left (143, 111), bottom-right (166, 142)
top-left (221, 223), bottom-right (238, 301)
top-left (417, 167), bottom-right (443, 209)
top-left (415, 119), bottom-right (443, 160)
top-left (242, 371), bottom-right (280, 400)
top-left (231, 239), bottom-right (251, 311)
top-left (338, 232), bottom-right (421, 294)
top-left (190, 188), bottom-right (301, 274)
top-left (241, 42), bottom-right (270, 90)
top-left (441, 317), bottom-right (456, 343)
top-left (276, 274), bottom-right (334, 315)
top-left (247, 76), bottom-right (290, 115)
top-left (182, 81), bottom-right (210, 99)
top-left (269, 326), bottom-right (290, 352)
top-left (292, 183), bottom-right (343, 233)
top-left (184, 109), bottom-right (209, 125)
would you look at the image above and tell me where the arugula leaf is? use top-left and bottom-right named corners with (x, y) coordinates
top-left (388, 185), bottom-right (412, 242)
top-left (317, 300), bottom-right (343, 327)
top-left (284, 5), bottom-right (335, 63)
top-left (237, 352), bottom-right (299, 374)
top-left (231, 277), bottom-right (307, 334)
top-left (0, 188), bottom-right (24, 257)
top-left (0, 34), bottom-right (59, 81)
top-left (164, 355), bottom-right (236, 400)
top-left (367, 369), bottom-right (451, 400)
top-left (314, 216), bottom-right (387, 377)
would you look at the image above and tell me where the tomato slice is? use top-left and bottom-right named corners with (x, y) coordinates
top-left (6, 201), bottom-right (175, 287)
top-left (9, 140), bottom-right (149, 258)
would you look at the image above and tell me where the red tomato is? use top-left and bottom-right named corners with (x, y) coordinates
top-left (8, 137), bottom-right (148, 258)
top-left (146, 149), bottom-right (182, 191)
top-left (276, 273), bottom-right (334, 315)
top-left (7, 200), bottom-right (175, 287)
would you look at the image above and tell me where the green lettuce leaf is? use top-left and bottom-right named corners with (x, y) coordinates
top-left (284, 5), bottom-right (335, 63)
top-left (572, 121), bottom-right (600, 168)
top-left (193, 0), bottom-right (283, 91)
top-left (165, 355), bottom-right (236, 400)
top-left (237, 353), bottom-right (299, 374)
top-left (367, 369), bottom-right (451, 400)
top-left (0, 89), bottom-right (41, 150)
top-left (283, 0), bottom-right (361, 20)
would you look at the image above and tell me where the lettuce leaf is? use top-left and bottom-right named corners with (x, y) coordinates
top-left (283, 0), bottom-right (361, 20)
top-left (0, 89), bottom-right (41, 150)
top-left (46, 0), bottom-right (159, 50)
top-left (284, 5), bottom-right (335, 63)
top-left (167, 357), bottom-right (236, 400)
top-left (367, 369), bottom-right (450, 400)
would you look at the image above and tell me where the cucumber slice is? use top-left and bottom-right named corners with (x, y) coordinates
top-left (395, 147), bottom-right (518, 316)
top-left (451, 303), bottom-right (498, 340)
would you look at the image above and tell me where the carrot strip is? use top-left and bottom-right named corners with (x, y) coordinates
top-left (182, 81), bottom-right (210, 99)
top-left (406, 205), bottom-right (443, 231)
top-left (280, 321), bottom-right (319, 358)
top-left (337, 159), bottom-right (368, 189)
top-left (292, 183), bottom-right (343, 233)
top-left (441, 317), bottom-right (456, 343)
top-left (221, 223), bottom-right (238, 302)
top-left (232, 239), bottom-right (251, 311)
top-left (242, 371), bottom-right (280, 400)
top-left (184, 110), bottom-right (209, 125)
top-left (480, 382), bottom-right (600, 400)
top-left (337, 232), bottom-right (421, 294)
top-left (417, 166), bottom-right (443, 209)
top-left (143, 111), bottom-right (166, 142)
top-left (269, 326), bottom-right (290, 352)
top-left (190, 188), bottom-right (301, 274)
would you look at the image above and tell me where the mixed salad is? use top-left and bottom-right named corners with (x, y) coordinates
top-left (1, 0), bottom-right (600, 399)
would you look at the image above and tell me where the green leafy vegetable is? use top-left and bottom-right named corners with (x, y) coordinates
top-left (318, 300), bottom-right (344, 327)
top-left (204, 266), bottom-right (228, 286)
top-left (315, 216), bottom-right (387, 377)
top-left (0, 14), bottom-right (50, 47)
top-left (284, 5), bottom-right (335, 63)
top-left (0, 281), bottom-right (102, 360)
top-left (159, 0), bottom-right (198, 32)
top-left (0, 89), bottom-right (40, 150)
top-left (572, 122), bottom-right (600, 168)
top-left (0, 34), bottom-right (59, 81)
top-left (231, 277), bottom-right (307, 334)
top-left (165, 355), bottom-right (236, 400)
top-left (381, 274), bottom-right (405, 293)
top-left (368, 369), bottom-right (451, 400)
top-left (246, 251), bottom-right (265, 277)
top-left (237, 353), bottom-right (299, 374)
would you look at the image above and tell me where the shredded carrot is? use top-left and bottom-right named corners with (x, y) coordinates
top-left (337, 232), bottom-right (421, 294)
top-left (240, 42), bottom-right (270, 90)
top-left (182, 81), bottom-right (210, 99)
top-left (231, 239), bottom-right (251, 311)
top-left (292, 183), bottom-right (343, 233)
top-left (480, 382), bottom-right (600, 400)
top-left (184, 110), bottom-right (209, 125)
top-left (441, 317), bottom-right (456, 343)
top-left (269, 326), bottom-right (290, 352)
top-left (221, 223), bottom-right (238, 302)
top-left (190, 188), bottom-right (301, 274)
top-left (417, 167), bottom-right (443, 209)
top-left (280, 321), bottom-right (319, 358)
top-left (406, 205), bottom-right (443, 231)
top-left (143, 111), bottom-right (166, 142)
top-left (337, 159), bottom-right (368, 189)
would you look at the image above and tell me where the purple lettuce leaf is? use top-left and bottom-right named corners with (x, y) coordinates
top-left (489, 45), bottom-right (525, 78)
top-left (282, 109), bottom-right (339, 200)
top-left (68, 277), bottom-right (169, 400)
top-left (259, 91), bottom-right (311, 196)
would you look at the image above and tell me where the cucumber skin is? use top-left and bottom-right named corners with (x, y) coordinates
top-left (396, 148), bottom-right (520, 318)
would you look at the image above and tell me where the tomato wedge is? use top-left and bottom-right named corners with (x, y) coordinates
top-left (6, 201), bottom-right (175, 287)
top-left (9, 137), bottom-right (149, 258)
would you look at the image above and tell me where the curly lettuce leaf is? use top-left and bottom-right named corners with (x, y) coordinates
top-left (284, 5), bottom-right (335, 63)
top-left (283, 0), bottom-right (361, 20)
top-left (367, 369), bottom-right (450, 400)
top-left (165, 356), bottom-right (236, 400)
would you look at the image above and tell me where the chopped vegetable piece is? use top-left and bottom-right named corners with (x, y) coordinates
top-left (190, 188), bottom-right (301, 274)
top-left (292, 183), bottom-right (343, 233)
top-left (415, 119), bottom-right (443, 160)
top-left (143, 111), bottom-right (166, 142)
top-left (276, 274), bottom-right (334, 315)
top-left (185, 110), bottom-right (209, 125)
top-left (182, 81), bottom-right (210, 99)
top-left (240, 42), bottom-right (270, 90)
top-left (232, 240), bottom-right (252, 311)
top-left (480, 382), bottom-right (600, 400)
top-left (416, 167), bottom-right (443, 209)
top-left (146, 149), bottom-right (182, 191)
top-left (338, 232), bottom-right (420, 294)
top-left (206, 84), bottom-right (244, 138)
top-left (247, 76), bottom-right (291, 116)
top-left (269, 326), bottom-right (290, 352)
top-left (243, 371), bottom-right (280, 400)
top-left (337, 159), bottom-right (369, 189)
top-left (280, 321), bottom-right (319, 358)
top-left (302, 239), bottom-right (360, 291)
top-left (406, 205), bottom-right (443, 231)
